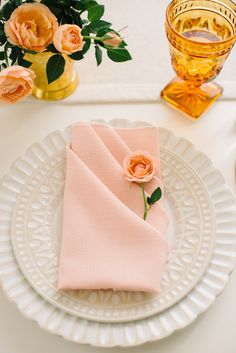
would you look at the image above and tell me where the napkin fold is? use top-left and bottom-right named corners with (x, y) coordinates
top-left (58, 123), bottom-right (169, 293)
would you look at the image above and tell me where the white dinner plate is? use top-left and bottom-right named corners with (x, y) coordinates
top-left (10, 121), bottom-right (217, 322)
top-left (0, 119), bottom-right (236, 347)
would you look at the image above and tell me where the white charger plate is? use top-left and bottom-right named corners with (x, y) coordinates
top-left (0, 119), bottom-right (236, 346)
top-left (10, 122), bottom-right (216, 323)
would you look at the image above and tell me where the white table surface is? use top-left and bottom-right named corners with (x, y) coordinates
top-left (0, 101), bottom-right (236, 353)
top-left (1, 0), bottom-right (236, 351)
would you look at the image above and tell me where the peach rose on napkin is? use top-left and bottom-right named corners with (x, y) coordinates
top-left (53, 24), bottom-right (85, 55)
top-left (4, 3), bottom-right (58, 52)
top-left (0, 65), bottom-right (35, 103)
top-left (104, 32), bottom-right (122, 47)
top-left (123, 151), bottom-right (162, 220)
top-left (123, 151), bottom-right (156, 183)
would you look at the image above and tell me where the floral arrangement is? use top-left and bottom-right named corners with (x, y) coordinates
top-left (123, 151), bottom-right (163, 220)
top-left (0, 0), bottom-right (131, 102)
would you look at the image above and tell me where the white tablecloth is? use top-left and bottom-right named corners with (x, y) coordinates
top-left (0, 100), bottom-right (236, 353)
top-left (1, 0), bottom-right (236, 352)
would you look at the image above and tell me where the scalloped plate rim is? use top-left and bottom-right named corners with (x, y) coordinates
top-left (0, 118), bottom-right (235, 347)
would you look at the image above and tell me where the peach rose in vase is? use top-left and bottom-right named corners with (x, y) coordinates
top-left (0, 0), bottom-right (131, 101)
top-left (0, 66), bottom-right (35, 103)
top-left (53, 24), bottom-right (85, 55)
top-left (4, 3), bottom-right (58, 52)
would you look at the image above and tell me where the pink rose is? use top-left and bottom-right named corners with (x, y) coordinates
top-left (0, 65), bottom-right (35, 103)
top-left (53, 24), bottom-right (85, 55)
top-left (104, 32), bottom-right (122, 47)
top-left (123, 151), bottom-right (156, 183)
top-left (4, 3), bottom-right (58, 52)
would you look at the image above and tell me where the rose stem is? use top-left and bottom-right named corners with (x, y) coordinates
top-left (141, 183), bottom-right (148, 220)
top-left (83, 35), bottom-right (124, 44)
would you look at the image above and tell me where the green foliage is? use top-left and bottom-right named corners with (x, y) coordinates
top-left (22, 49), bottom-right (37, 55)
top-left (46, 54), bottom-right (65, 83)
top-left (89, 20), bottom-right (111, 33)
top-left (18, 56), bottom-right (32, 68)
top-left (147, 187), bottom-right (162, 206)
top-left (0, 0), bottom-right (21, 20)
top-left (72, 0), bottom-right (98, 12)
top-left (88, 4), bottom-right (104, 22)
top-left (46, 43), bottom-right (58, 53)
top-left (95, 45), bottom-right (102, 66)
top-left (70, 8), bottom-right (83, 27)
top-left (0, 22), bottom-right (7, 45)
top-left (9, 46), bottom-right (19, 64)
top-left (69, 51), bottom-right (83, 60)
top-left (107, 48), bottom-right (132, 62)
top-left (81, 26), bottom-right (91, 54)
top-left (0, 0), bottom-right (132, 73)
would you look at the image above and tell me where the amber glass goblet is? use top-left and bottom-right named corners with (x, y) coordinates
top-left (161, 0), bottom-right (236, 119)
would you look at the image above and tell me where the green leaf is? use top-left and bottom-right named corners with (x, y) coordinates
top-left (73, 0), bottom-right (98, 11)
top-left (23, 49), bottom-right (38, 55)
top-left (42, 0), bottom-right (71, 10)
top-left (107, 48), bottom-right (132, 62)
top-left (120, 40), bottom-right (128, 48)
top-left (46, 54), bottom-right (65, 84)
top-left (97, 27), bottom-right (111, 37)
top-left (14, 0), bottom-right (21, 6)
top-left (70, 8), bottom-right (83, 26)
top-left (72, 0), bottom-right (83, 11)
top-left (18, 57), bottom-right (32, 68)
top-left (46, 43), bottom-right (59, 53)
top-left (81, 26), bottom-right (91, 54)
top-left (9, 46), bottom-right (20, 64)
top-left (47, 6), bottom-right (63, 18)
top-left (15, 49), bottom-right (32, 68)
top-left (3, 43), bottom-right (10, 65)
top-left (81, 25), bottom-right (90, 36)
top-left (95, 45), bottom-right (102, 66)
top-left (89, 20), bottom-right (111, 32)
top-left (22, 60), bottom-right (32, 68)
top-left (57, 0), bottom-right (72, 9)
top-left (0, 10), bottom-right (5, 20)
top-left (147, 187), bottom-right (162, 206)
top-left (88, 4), bottom-right (104, 22)
top-left (0, 51), bottom-right (4, 61)
top-left (86, 0), bottom-right (98, 8)
top-left (1, 0), bottom-right (17, 20)
top-left (69, 50), bottom-right (84, 60)
top-left (82, 39), bottom-right (91, 54)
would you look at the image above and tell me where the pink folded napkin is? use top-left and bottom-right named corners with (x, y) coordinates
top-left (58, 123), bottom-right (169, 293)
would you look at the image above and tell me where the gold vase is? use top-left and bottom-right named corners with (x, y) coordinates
top-left (25, 52), bottom-right (78, 101)
top-left (161, 0), bottom-right (236, 119)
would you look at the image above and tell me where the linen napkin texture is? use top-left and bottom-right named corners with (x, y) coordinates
top-left (58, 122), bottom-right (169, 292)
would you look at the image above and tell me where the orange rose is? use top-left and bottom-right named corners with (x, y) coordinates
top-left (4, 3), bottom-right (58, 52)
top-left (104, 32), bottom-right (122, 47)
top-left (0, 65), bottom-right (35, 103)
top-left (53, 24), bottom-right (85, 55)
top-left (123, 151), bottom-right (156, 183)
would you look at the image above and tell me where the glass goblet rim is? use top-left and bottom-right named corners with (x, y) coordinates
top-left (166, 0), bottom-right (236, 47)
